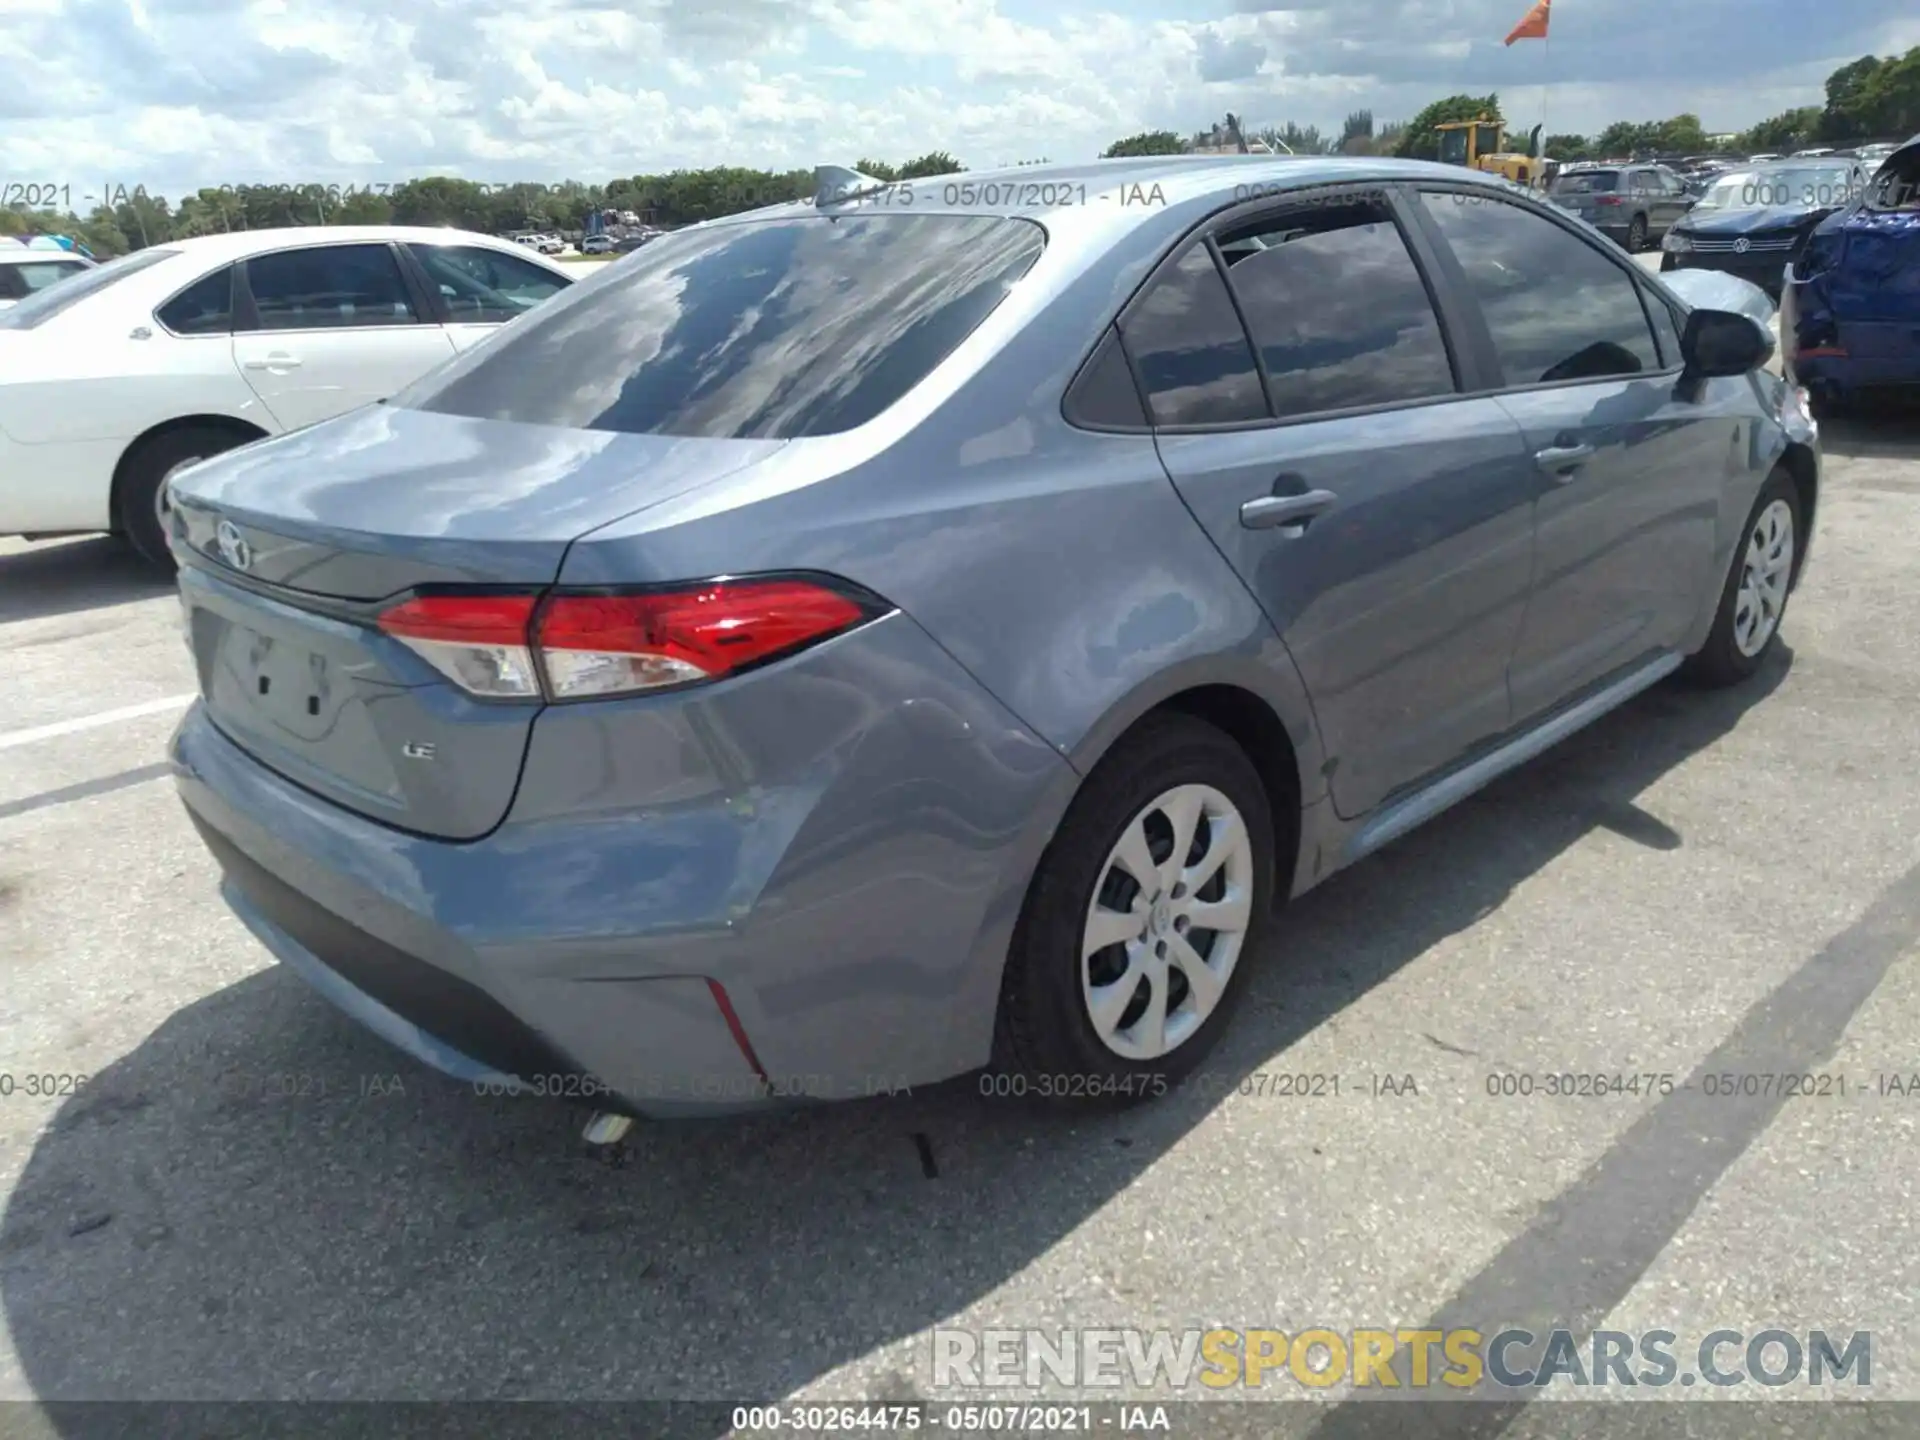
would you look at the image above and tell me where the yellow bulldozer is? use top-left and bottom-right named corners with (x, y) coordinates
top-left (1434, 114), bottom-right (1547, 187)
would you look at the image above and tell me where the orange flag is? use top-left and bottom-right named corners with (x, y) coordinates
top-left (1504, 0), bottom-right (1550, 44)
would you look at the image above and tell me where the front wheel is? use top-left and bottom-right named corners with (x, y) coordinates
top-left (992, 714), bottom-right (1276, 1105)
top-left (1682, 470), bottom-right (1799, 687)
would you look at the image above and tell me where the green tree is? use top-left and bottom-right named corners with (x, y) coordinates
top-left (1395, 93), bottom-right (1501, 160)
top-left (1543, 132), bottom-right (1591, 161)
top-left (1101, 130), bottom-right (1186, 158)
top-left (1656, 113), bottom-right (1708, 153)
top-left (1741, 106), bottom-right (1824, 154)
top-left (850, 157), bottom-right (900, 181)
top-left (1856, 46), bottom-right (1920, 139)
top-left (898, 151), bottom-right (964, 178)
top-left (1820, 55), bottom-right (1883, 141)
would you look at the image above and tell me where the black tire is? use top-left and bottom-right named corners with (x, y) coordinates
top-left (1682, 469), bottom-right (1801, 688)
top-left (1659, 252), bottom-right (1677, 272)
top-left (1626, 215), bottom-right (1649, 253)
top-left (117, 425), bottom-right (248, 570)
top-left (991, 713), bottom-right (1277, 1107)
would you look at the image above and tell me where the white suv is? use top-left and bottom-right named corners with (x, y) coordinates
top-left (0, 245), bottom-right (95, 308)
top-left (0, 225), bottom-right (574, 565)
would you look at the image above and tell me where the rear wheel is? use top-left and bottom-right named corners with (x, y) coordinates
top-left (1683, 469), bottom-right (1799, 687)
top-left (1626, 214), bottom-right (1649, 252)
top-left (992, 714), bottom-right (1276, 1105)
top-left (119, 426), bottom-right (249, 570)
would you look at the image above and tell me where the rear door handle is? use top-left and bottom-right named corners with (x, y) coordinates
top-left (1240, 488), bottom-right (1338, 532)
top-left (1534, 443), bottom-right (1594, 478)
top-left (243, 353), bottom-right (302, 372)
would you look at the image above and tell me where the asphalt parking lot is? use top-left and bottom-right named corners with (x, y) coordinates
top-left (2, 267), bottom-right (1918, 1436)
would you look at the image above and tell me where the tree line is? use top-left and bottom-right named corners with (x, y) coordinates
top-left (5, 46), bottom-right (1913, 259)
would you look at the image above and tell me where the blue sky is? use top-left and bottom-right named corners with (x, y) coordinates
top-left (2, 0), bottom-right (1916, 198)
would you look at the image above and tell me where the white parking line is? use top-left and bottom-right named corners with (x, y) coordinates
top-left (0, 693), bottom-right (196, 753)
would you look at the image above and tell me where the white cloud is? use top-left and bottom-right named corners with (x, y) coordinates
top-left (1, 0), bottom-right (1915, 200)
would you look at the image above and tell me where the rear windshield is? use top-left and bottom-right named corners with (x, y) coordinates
top-left (396, 213), bottom-right (1046, 439)
top-left (0, 247), bottom-right (176, 330)
top-left (5, 258), bottom-right (91, 293)
top-left (1552, 171), bottom-right (1620, 194)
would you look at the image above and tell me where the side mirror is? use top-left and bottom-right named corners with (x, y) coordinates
top-left (1680, 307), bottom-right (1774, 379)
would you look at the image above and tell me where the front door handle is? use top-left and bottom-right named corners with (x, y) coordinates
top-left (1240, 489), bottom-right (1338, 532)
top-left (1534, 443), bottom-right (1594, 479)
top-left (243, 353), bottom-right (303, 373)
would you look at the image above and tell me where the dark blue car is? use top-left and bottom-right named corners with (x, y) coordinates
top-left (1781, 135), bottom-right (1920, 410)
top-left (1660, 158), bottom-right (1869, 298)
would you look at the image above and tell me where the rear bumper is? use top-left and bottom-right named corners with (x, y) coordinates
top-left (170, 611), bottom-right (1074, 1119)
top-left (1780, 269), bottom-right (1920, 394)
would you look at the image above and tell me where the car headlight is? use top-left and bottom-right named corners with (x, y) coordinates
top-left (1662, 231), bottom-right (1692, 253)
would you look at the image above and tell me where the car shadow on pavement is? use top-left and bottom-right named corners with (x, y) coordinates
top-left (0, 538), bottom-right (172, 624)
top-left (1818, 394), bottom-right (1920, 460)
top-left (0, 652), bottom-right (1790, 1424)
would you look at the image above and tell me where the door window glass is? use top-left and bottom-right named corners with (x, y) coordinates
top-left (246, 244), bottom-right (421, 330)
top-left (1418, 193), bottom-right (1661, 385)
top-left (1119, 244), bottom-right (1267, 426)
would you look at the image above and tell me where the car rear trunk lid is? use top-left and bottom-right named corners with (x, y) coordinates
top-left (169, 405), bottom-right (783, 839)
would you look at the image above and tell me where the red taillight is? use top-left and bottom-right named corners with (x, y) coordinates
top-left (1595, 195), bottom-right (1623, 206)
top-left (537, 579), bottom-right (873, 699)
top-left (377, 592), bottom-right (543, 698)
top-left (375, 577), bottom-right (879, 702)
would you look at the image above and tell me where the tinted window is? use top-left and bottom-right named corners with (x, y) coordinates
top-left (1418, 193), bottom-right (1660, 385)
top-left (11, 259), bottom-right (89, 293)
top-left (156, 265), bottom-right (234, 335)
top-left (398, 215), bottom-right (1043, 440)
top-left (1645, 290), bottom-right (1682, 368)
top-left (246, 244), bottom-right (420, 330)
top-left (1218, 198), bottom-right (1453, 418)
top-left (409, 244), bottom-right (570, 323)
top-left (1552, 171), bottom-right (1620, 194)
top-left (1120, 244), bottom-right (1266, 427)
top-left (0, 247), bottom-right (176, 330)
top-left (1064, 327), bottom-right (1147, 429)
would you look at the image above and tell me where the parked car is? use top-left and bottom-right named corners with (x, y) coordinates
top-left (0, 225), bottom-right (575, 565)
top-left (613, 233), bottom-right (654, 253)
top-left (1547, 163), bottom-right (1694, 250)
top-left (0, 244), bottom-right (94, 308)
top-left (164, 157), bottom-right (1815, 1129)
top-left (580, 235), bottom-right (614, 255)
top-left (1780, 134), bottom-right (1920, 411)
top-left (1661, 158), bottom-right (1870, 298)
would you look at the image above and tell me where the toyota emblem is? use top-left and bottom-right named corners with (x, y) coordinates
top-left (214, 519), bottom-right (253, 572)
top-left (1733, 237), bottom-right (1751, 253)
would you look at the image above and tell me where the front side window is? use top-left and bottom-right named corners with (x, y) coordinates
top-left (245, 244), bottom-right (421, 331)
top-left (0, 247), bottom-right (176, 330)
top-left (156, 265), bottom-right (234, 335)
top-left (1216, 197), bottom-right (1454, 419)
top-left (408, 244), bottom-right (570, 324)
top-left (397, 214), bottom-right (1045, 440)
top-left (1418, 192), bottom-right (1660, 385)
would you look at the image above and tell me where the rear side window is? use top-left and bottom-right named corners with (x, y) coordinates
top-left (0, 247), bottom-right (176, 330)
top-left (1119, 244), bottom-right (1267, 427)
top-left (408, 243), bottom-right (570, 323)
top-left (156, 265), bottom-right (234, 335)
top-left (1418, 192), bottom-right (1661, 385)
top-left (245, 244), bottom-right (421, 330)
top-left (1063, 327), bottom-right (1148, 429)
top-left (397, 214), bottom-right (1045, 439)
top-left (1216, 197), bottom-right (1455, 419)
top-left (12, 260), bottom-right (88, 294)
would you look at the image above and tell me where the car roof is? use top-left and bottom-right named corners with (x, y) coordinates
top-left (143, 224), bottom-right (546, 266)
top-left (713, 154), bottom-right (1525, 249)
top-left (0, 248), bottom-right (92, 264)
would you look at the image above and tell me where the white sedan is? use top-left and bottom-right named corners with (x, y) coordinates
top-left (0, 225), bottom-right (575, 566)
top-left (0, 243), bottom-right (95, 308)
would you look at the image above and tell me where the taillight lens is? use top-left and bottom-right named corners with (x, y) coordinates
top-left (376, 577), bottom-right (881, 702)
top-left (377, 592), bottom-right (543, 698)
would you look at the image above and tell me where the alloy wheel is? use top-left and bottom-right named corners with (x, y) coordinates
top-left (1080, 783), bottom-right (1255, 1061)
top-left (1733, 498), bottom-right (1795, 657)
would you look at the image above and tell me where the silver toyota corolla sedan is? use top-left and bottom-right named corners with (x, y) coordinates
top-left (165, 156), bottom-right (1818, 1129)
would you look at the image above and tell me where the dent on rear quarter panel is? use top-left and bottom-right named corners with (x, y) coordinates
top-left (503, 612), bottom-right (1075, 1093)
